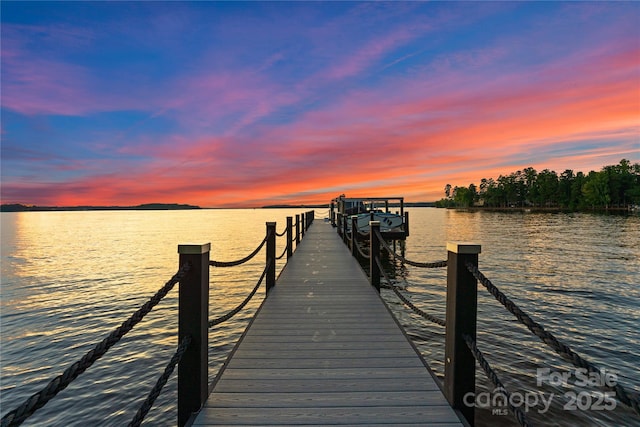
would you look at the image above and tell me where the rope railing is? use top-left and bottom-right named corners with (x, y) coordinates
top-left (275, 226), bottom-right (287, 237)
top-left (210, 233), bottom-right (270, 268)
top-left (128, 334), bottom-right (192, 427)
top-left (353, 239), bottom-right (370, 259)
top-left (375, 230), bottom-right (447, 268)
top-left (276, 245), bottom-right (288, 260)
top-left (375, 256), bottom-right (446, 327)
top-left (463, 334), bottom-right (531, 427)
top-left (0, 263), bottom-right (191, 427)
top-left (465, 261), bottom-right (640, 416)
top-left (208, 259), bottom-right (272, 328)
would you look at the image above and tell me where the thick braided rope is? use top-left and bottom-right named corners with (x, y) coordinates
top-left (375, 230), bottom-right (447, 268)
top-left (0, 264), bottom-right (191, 427)
top-left (466, 261), bottom-right (640, 416)
top-left (376, 257), bottom-right (446, 327)
top-left (381, 284), bottom-right (446, 327)
top-left (208, 259), bottom-right (270, 327)
top-left (276, 245), bottom-right (287, 260)
top-left (463, 334), bottom-right (531, 427)
top-left (354, 240), bottom-right (370, 260)
top-left (128, 335), bottom-right (192, 427)
top-left (210, 233), bottom-right (269, 267)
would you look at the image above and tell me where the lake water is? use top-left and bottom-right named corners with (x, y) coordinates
top-left (1, 208), bottom-right (638, 426)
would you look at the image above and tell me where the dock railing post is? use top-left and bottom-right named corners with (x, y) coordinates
top-left (351, 216), bottom-right (358, 257)
top-left (404, 211), bottom-right (410, 237)
top-left (342, 214), bottom-right (348, 244)
top-left (295, 214), bottom-right (300, 246)
top-left (266, 222), bottom-right (276, 294)
top-left (369, 221), bottom-right (381, 292)
top-left (444, 242), bottom-right (481, 426)
top-left (301, 213), bottom-right (306, 239)
top-left (330, 201), bottom-right (335, 226)
top-left (177, 243), bottom-right (210, 427)
top-left (286, 216), bottom-right (293, 260)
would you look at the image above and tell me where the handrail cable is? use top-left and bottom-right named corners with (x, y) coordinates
top-left (463, 334), bottom-right (532, 427)
top-left (466, 261), bottom-right (640, 416)
top-left (375, 230), bottom-right (447, 268)
top-left (0, 263), bottom-right (191, 427)
top-left (210, 232), bottom-right (270, 267)
top-left (208, 259), bottom-right (272, 327)
top-left (375, 256), bottom-right (446, 327)
top-left (128, 335), bottom-right (192, 427)
top-left (276, 226), bottom-right (287, 237)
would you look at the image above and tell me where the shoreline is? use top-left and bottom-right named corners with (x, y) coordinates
top-left (445, 206), bottom-right (637, 214)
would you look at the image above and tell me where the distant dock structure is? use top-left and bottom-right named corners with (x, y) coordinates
top-left (331, 194), bottom-right (409, 241)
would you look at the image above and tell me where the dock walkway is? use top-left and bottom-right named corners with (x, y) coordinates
top-left (192, 221), bottom-right (463, 426)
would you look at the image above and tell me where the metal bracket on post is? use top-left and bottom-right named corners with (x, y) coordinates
top-left (444, 242), bottom-right (481, 426)
top-left (177, 243), bottom-right (210, 427)
top-left (369, 221), bottom-right (381, 292)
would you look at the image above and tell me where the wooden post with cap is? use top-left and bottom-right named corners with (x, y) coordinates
top-left (369, 221), bottom-right (381, 292)
top-left (286, 216), bottom-right (293, 260)
top-left (351, 216), bottom-right (358, 257)
top-left (177, 243), bottom-right (210, 427)
top-left (266, 222), bottom-right (276, 294)
top-left (444, 242), bottom-right (481, 426)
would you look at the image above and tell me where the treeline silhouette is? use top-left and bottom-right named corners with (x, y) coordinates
top-left (436, 159), bottom-right (640, 210)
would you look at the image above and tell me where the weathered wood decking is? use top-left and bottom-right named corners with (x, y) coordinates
top-left (192, 221), bottom-right (464, 426)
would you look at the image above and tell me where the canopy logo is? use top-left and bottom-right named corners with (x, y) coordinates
top-left (463, 368), bottom-right (618, 415)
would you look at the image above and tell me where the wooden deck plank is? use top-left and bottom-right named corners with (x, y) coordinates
top-left (192, 221), bottom-right (462, 426)
top-left (192, 406), bottom-right (461, 425)
top-left (205, 390), bottom-right (450, 408)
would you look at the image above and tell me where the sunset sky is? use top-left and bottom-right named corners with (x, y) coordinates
top-left (1, 2), bottom-right (639, 208)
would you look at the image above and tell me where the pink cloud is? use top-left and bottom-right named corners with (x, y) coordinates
top-left (322, 28), bottom-right (416, 81)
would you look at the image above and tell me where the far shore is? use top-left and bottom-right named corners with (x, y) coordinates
top-left (2, 201), bottom-right (439, 212)
top-left (0, 203), bottom-right (201, 212)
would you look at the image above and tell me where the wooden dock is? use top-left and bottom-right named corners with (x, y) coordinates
top-left (191, 221), bottom-right (464, 426)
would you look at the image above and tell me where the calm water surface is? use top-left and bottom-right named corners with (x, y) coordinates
top-left (1, 208), bottom-right (638, 426)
